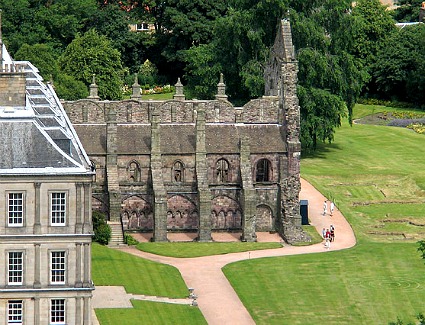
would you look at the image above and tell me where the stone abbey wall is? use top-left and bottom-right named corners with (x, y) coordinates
top-left (63, 19), bottom-right (309, 243)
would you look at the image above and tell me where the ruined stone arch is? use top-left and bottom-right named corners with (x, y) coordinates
top-left (211, 195), bottom-right (241, 230)
top-left (127, 160), bottom-right (141, 182)
top-left (256, 204), bottom-right (275, 232)
top-left (167, 195), bottom-right (198, 230)
top-left (172, 160), bottom-right (184, 182)
top-left (255, 158), bottom-right (272, 182)
top-left (121, 195), bottom-right (153, 230)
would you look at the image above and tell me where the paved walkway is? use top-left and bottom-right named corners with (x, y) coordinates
top-left (93, 178), bottom-right (356, 324)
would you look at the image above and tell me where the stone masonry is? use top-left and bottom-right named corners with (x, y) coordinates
top-left (64, 19), bottom-right (309, 243)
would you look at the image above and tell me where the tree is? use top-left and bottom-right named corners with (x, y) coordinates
top-left (155, 0), bottom-right (227, 81)
top-left (14, 43), bottom-right (59, 80)
top-left (183, 0), bottom-right (287, 101)
top-left (393, 0), bottom-right (424, 22)
top-left (54, 74), bottom-right (89, 101)
top-left (351, 0), bottom-right (397, 97)
top-left (0, 0), bottom-right (98, 55)
top-left (351, 0), bottom-right (396, 72)
top-left (84, 2), bottom-right (151, 72)
top-left (290, 0), bottom-right (367, 150)
top-left (59, 29), bottom-right (125, 100)
top-left (183, 0), bottom-right (367, 150)
top-left (372, 24), bottom-right (425, 104)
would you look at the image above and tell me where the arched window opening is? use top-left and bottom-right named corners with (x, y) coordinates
top-left (173, 161), bottom-right (184, 182)
top-left (256, 159), bottom-right (271, 182)
top-left (128, 161), bottom-right (141, 182)
top-left (216, 158), bottom-right (229, 183)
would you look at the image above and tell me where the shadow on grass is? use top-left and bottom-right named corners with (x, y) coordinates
top-left (301, 141), bottom-right (343, 159)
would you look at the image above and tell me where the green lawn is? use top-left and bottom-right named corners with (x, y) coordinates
top-left (142, 92), bottom-right (174, 100)
top-left (96, 300), bottom-right (207, 325)
top-left (92, 243), bottom-right (188, 298)
top-left (224, 104), bottom-right (425, 324)
top-left (224, 243), bottom-right (425, 325)
top-left (95, 300), bottom-right (207, 325)
top-left (136, 242), bottom-right (282, 258)
top-left (92, 244), bottom-right (208, 324)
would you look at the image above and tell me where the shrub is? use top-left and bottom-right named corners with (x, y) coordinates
top-left (92, 211), bottom-right (111, 245)
top-left (124, 233), bottom-right (139, 245)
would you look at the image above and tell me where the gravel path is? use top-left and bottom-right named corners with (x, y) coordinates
top-left (93, 178), bottom-right (356, 324)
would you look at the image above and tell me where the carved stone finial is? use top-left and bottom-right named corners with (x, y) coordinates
top-left (131, 73), bottom-right (141, 99)
top-left (88, 73), bottom-right (100, 100)
top-left (173, 77), bottom-right (185, 101)
top-left (215, 73), bottom-right (227, 100)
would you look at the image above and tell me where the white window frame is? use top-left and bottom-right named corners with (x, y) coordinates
top-left (7, 300), bottom-right (23, 325)
top-left (50, 192), bottom-right (67, 226)
top-left (7, 192), bottom-right (24, 227)
top-left (136, 22), bottom-right (149, 31)
top-left (50, 251), bottom-right (66, 285)
top-left (50, 299), bottom-right (66, 325)
top-left (8, 251), bottom-right (23, 285)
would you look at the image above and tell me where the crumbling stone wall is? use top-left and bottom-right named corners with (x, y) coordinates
top-left (63, 19), bottom-right (306, 243)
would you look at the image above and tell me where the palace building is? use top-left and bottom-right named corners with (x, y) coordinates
top-left (0, 30), bottom-right (94, 324)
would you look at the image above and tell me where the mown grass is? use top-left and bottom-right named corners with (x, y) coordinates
top-left (224, 104), bottom-right (425, 324)
top-left (136, 241), bottom-right (282, 258)
top-left (95, 300), bottom-right (207, 325)
top-left (91, 243), bottom-right (188, 298)
top-left (142, 92), bottom-right (174, 100)
top-left (224, 243), bottom-right (425, 325)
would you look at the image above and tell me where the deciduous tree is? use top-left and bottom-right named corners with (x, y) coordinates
top-left (59, 29), bottom-right (124, 100)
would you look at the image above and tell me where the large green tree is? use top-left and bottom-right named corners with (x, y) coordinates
top-left (351, 0), bottom-right (396, 72)
top-left (0, 0), bottom-right (97, 55)
top-left (59, 29), bottom-right (124, 100)
top-left (183, 0), bottom-right (286, 101)
top-left (184, 0), bottom-right (367, 150)
top-left (291, 0), bottom-right (367, 150)
top-left (372, 23), bottom-right (425, 105)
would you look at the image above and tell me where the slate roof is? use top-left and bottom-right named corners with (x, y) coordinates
top-left (0, 45), bottom-right (92, 175)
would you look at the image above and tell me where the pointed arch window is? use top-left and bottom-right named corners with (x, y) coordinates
top-left (256, 158), bottom-right (271, 182)
top-left (128, 161), bottom-right (141, 182)
top-left (173, 161), bottom-right (184, 182)
top-left (216, 158), bottom-right (229, 183)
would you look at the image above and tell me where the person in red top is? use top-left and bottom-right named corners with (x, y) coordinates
top-left (324, 229), bottom-right (331, 249)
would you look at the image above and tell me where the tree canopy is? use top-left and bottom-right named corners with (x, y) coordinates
top-left (1, 0), bottom-right (421, 150)
top-left (59, 29), bottom-right (124, 100)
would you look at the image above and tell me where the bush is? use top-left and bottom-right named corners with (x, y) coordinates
top-left (55, 74), bottom-right (89, 100)
top-left (124, 233), bottom-right (139, 245)
top-left (92, 211), bottom-right (111, 245)
top-left (357, 98), bottom-right (418, 109)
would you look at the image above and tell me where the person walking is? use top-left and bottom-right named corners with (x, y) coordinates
top-left (330, 201), bottom-right (335, 216)
top-left (323, 200), bottom-right (328, 216)
top-left (324, 228), bottom-right (331, 249)
top-left (322, 228), bottom-right (326, 239)
top-left (330, 225), bottom-right (335, 242)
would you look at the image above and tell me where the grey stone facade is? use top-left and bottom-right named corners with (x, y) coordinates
top-left (64, 20), bottom-right (309, 243)
top-left (0, 40), bottom-right (94, 323)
